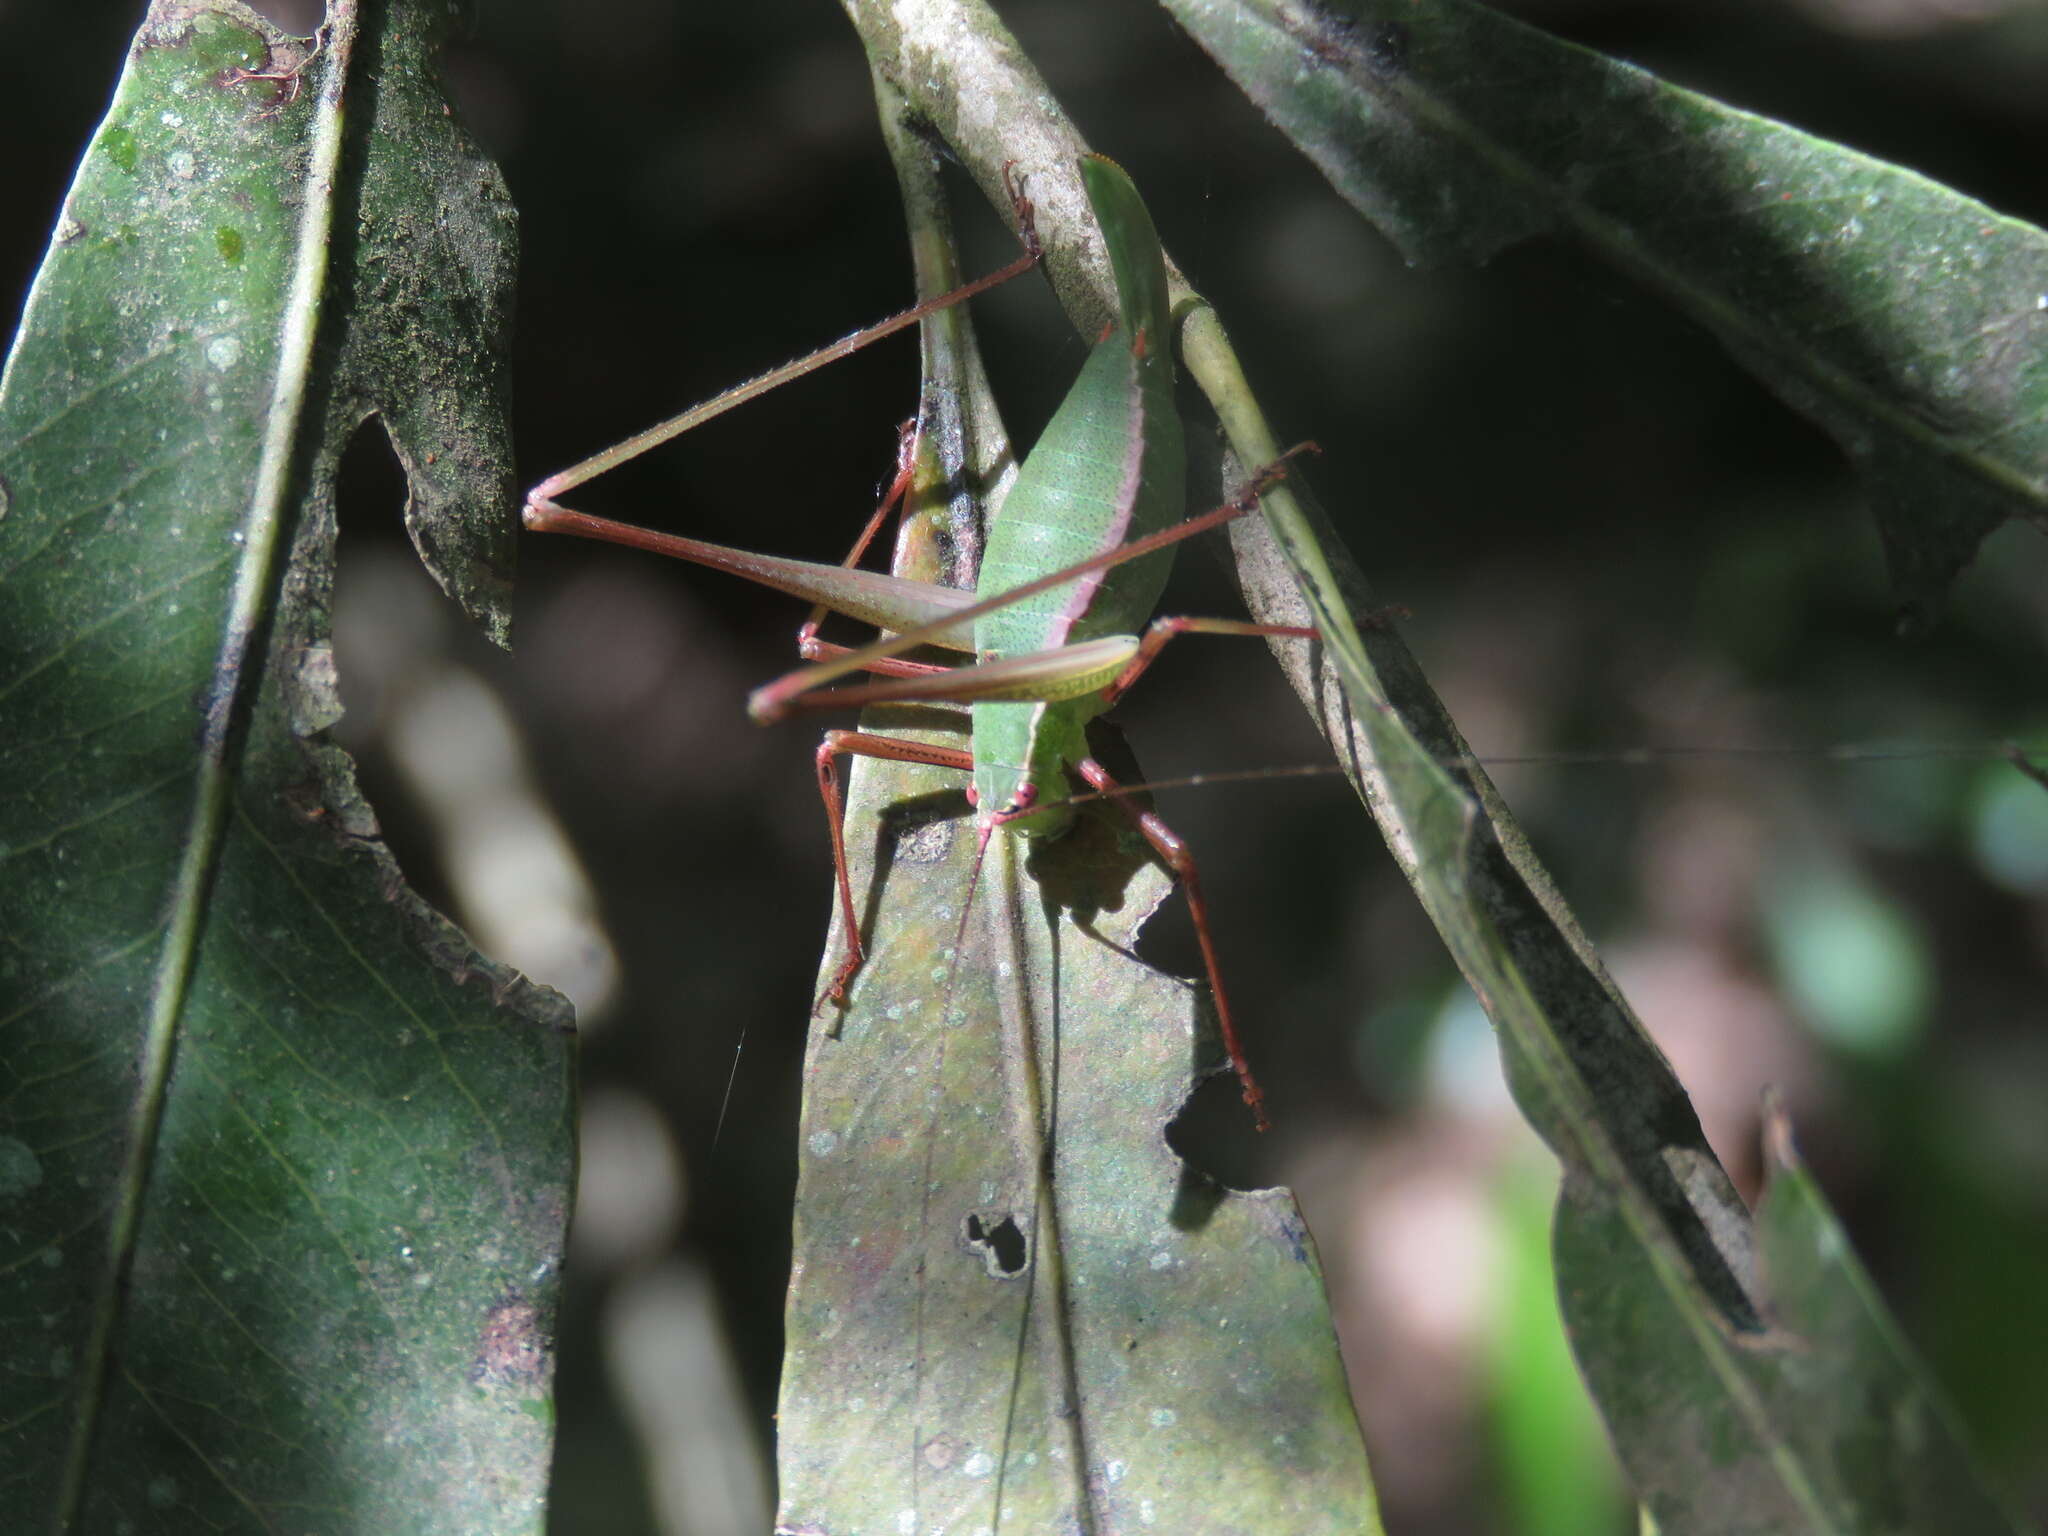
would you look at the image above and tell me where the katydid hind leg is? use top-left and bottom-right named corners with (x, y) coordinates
top-left (1076, 757), bottom-right (1271, 1133)
top-left (791, 420), bottom-right (964, 682)
top-left (522, 505), bottom-right (983, 651)
top-left (753, 611), bottom-right (1331, 725)
top-left (1100, 615), bottom-right (1320, 708)
top-left (523, 222), bottom-right (1042, 514)
top-left (751, 445), bottom-right (1326, 723)
top-left (797, 644), bottom-right (954, 682)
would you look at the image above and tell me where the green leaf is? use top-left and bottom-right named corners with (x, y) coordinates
top-left (1207, 364), bottom-right (2030, 1536)
top-left (1968, 757), bottom-right (2048, 892)
top-left (779, 732), bottom-right (1380, 1532)
top-left (774, 106), bottom-right (1380, 1534)
top-left (0, 3), bottom-right (573, 1531)
top-left (1160, 0), bottom-right (2048, 621)
top-left (1762, 866), bottom-right (1929, 1059)
top-left (1559, 1101), bottom-right (2033, 1533)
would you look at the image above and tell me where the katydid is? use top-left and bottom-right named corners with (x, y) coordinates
top-left (525, 154), bottom-right (1310, 1129)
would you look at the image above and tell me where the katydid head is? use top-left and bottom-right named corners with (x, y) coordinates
top-left (969, 700), bottom-right (1088, 840)
top-left (968, 770), bottom-right (1074, 843)
top-left (970, 778), bottom-right (1063, 835)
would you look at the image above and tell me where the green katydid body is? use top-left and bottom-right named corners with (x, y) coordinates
top-left (525, 153), bottom-right (1286, 1122)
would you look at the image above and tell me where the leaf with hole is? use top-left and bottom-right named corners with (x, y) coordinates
top-left (0, 3), bottom-right (572, 1530)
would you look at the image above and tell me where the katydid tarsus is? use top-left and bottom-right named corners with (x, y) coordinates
top-left (525, 155), bottom-right (1314, 1128)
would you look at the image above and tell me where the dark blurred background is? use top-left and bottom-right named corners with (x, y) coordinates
top-left (6, 1), bottom-right (2047, 1531)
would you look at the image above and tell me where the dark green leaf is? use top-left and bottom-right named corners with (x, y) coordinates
top-left (1162, 0), bottom-right (2048, 620)
top-left (0, 3), bottom-right (572, 1530)
top-left (1210, 360), bottom-right (2032, 1536)
top-left (1556, 1102), bottom-right (2031, 1533)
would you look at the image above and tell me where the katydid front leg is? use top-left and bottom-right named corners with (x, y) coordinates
top-left (810, 703), bottom-right (1299, 1131)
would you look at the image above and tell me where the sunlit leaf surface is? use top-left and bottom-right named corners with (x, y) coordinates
top-left (778, 722), bottom-right (1380, 1533)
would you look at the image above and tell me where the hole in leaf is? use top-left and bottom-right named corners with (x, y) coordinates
top-left (330, 419), bottom-right (457, 916)
top-left (961, 1211), bottom-right (1029, 1277)
top-left (1166, 1163), bottom-right (1225, 1232)
top-left (1164, 1065), bottom-right (1276, 1199)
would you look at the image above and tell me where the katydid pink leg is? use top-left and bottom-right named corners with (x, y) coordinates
top-left (749, 444), bottom-right (1327, 725)
top-left (817, 728), bottom-right (1276, 1134)
top-left (792, 422), bottom-right (958, 681)
top-left (1101, 616), bottom-right (1319, 707)
top-left (1076, 756), bottom-right (1270, 1133)
top-left (796, 421), bottom-right (919, 664)
top-left (814, 729), bottom-right (975, 1010)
